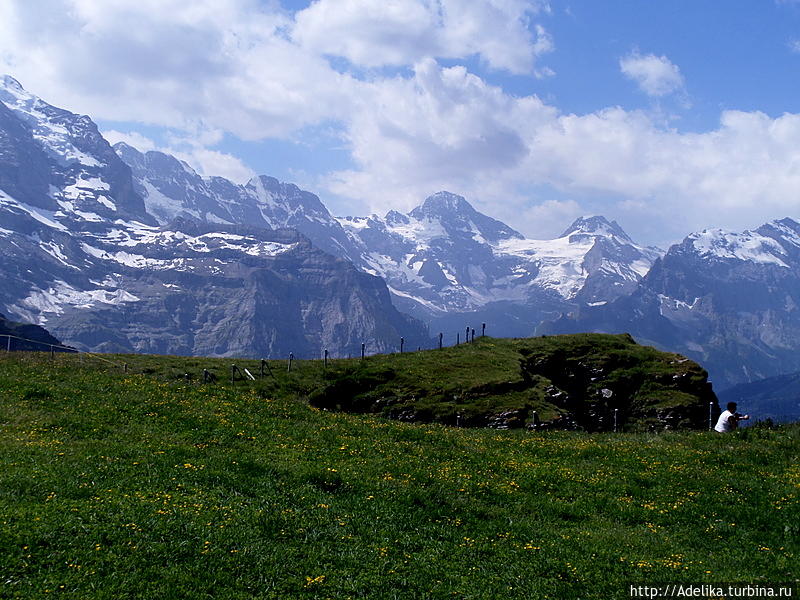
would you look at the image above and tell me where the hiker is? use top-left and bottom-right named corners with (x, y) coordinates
top-left (714, 402), bottom-right (749, 432)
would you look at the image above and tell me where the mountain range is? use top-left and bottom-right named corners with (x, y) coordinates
top-left (2, 75), bottom-right (800, 401)
top-left (119, 141), bottom-right (662, 338)
top-left (0, 75), bottom-right (425, 358)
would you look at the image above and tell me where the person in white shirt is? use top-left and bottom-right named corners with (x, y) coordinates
top-left (714, 402), bottom-right (749, 432)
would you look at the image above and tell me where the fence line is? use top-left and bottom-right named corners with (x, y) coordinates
top-left (1, 332), bottom-right (128, 369)
top-left (1, 322), bottom-right (494, 382)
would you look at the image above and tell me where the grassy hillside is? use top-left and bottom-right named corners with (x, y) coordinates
top-left (97, 334), bottom-right (717, 431)
top-left (0, 350), bottom-right (797, 599)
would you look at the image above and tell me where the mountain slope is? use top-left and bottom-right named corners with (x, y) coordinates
top-left (0, 312), bottom-right (64, 351)
top-left (339, 195), bottom-right (661, 336)
top-left (116, 143), bottom-right (357, 261)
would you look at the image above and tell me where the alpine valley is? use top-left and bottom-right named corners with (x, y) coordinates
top-left (2, 75), bottom-right (800, 399)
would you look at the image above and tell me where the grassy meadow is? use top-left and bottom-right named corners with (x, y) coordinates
top-left (0, 349), bottom-right (797, 599)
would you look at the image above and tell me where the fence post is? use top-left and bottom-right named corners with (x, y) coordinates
top-left (438, 332), bottom-right (443, 350)
top-left (614, 408), bottom-right (619, 433)
top-left (361, 343), bottom-right (365, 360)
top-left (456, 333), bottom-right (460, 345)
top-left (260, 359), bottom-right (265, 378)
top-left (400, 337), bottom-right (404, 354)
top-left (288, 353), bottom-right (294, 372)
top-left (708, 402), bottom-right (714, 430)
top-left (465, 326), bottom-right (470, 343)
top-left (471, 328), bottom-right (475, 343)
top-left (50, 345), bottom-right (55, 360)
top-left (231, 364), bottom-right (236, 384)
top-left (124, 363), bottom-right (128, 374)
top-left (203, 369), bottom-right (209, 383)
top-left (324, 349), bottom-right (329, 368)
top-left (6, 335), bottom-right (10, 352)
top-left (482, 323), bottom-right (486, 337)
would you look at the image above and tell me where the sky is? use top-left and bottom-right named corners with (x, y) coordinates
top-left (1, 0), bottom-right (799, 247)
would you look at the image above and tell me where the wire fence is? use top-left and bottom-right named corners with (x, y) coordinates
top-left (0, 332), bottom-right (129, 370)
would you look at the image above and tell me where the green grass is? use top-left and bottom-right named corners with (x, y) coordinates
top-left (0, 350), bottom-right (798, 599)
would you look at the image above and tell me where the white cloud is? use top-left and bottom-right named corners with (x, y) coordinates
top-left (321, 56), bottom-right (800, 243)
top-left (789, 39), bottom-right (800, 53)
top-left (325, 58), bottom-right (553, 213)
top-left (619, 51), bottom-right (685, 97)
top-left (293, 0), bottom-right (553, 75)
top-left (2, 0), bottom-right (799, 245)
top-left (514, 199), bottom-right (583, 239)
top-left (0, 0), bottom-right (351, 138)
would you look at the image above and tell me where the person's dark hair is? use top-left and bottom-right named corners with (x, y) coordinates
top-left (726, 402), bottom-right (738, 412)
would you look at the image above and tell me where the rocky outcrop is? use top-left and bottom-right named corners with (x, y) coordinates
top-left (518, 333), bottom-right (715, 431)
top-left (308, 334), bottom-right (716, 431)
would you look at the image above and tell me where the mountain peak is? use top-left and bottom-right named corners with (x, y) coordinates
top-left (0, 75), bottom-right (36, 107)
top-left (0, 75), bottom-right (25, 92)
top-left (561, 216), bottom-right (632, 242)
top-left (410, 191), bottom-right (473, 219)
top-left (112, 141), bottom-right (140, 154)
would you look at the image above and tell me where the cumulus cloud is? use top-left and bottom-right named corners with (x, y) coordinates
top-left (326, 58), bottom-right (552, 211)
top-left (323, 57), bottom-right (799, 242)
top-left (619, 51), bottom-right (685, 97)
top-left (293, 0), bottom-right (553, 75)
top-left (0, 0), bottom-right (351, 138)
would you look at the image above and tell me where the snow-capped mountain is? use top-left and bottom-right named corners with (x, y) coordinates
top-left (118, 144), bottom-right (663, 337)
top-left (0, 77), bottom-right (426, 356)
top-left (116, 143), bottom-right (357, 261)
top-left (0, 75), bottom-right (152, 226)
top-left (541, 217), bottom-right (800, 389)
top-left (338, 193), bottom-right (661, 333)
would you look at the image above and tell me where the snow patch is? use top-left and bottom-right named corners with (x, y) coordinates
top-left (20, 280), bottom-right (140, 317)
top-left (691, 229), bottom-right (789, 267)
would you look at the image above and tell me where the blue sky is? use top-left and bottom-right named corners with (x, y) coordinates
top-left (1, 0), bottom-right (799, 246)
